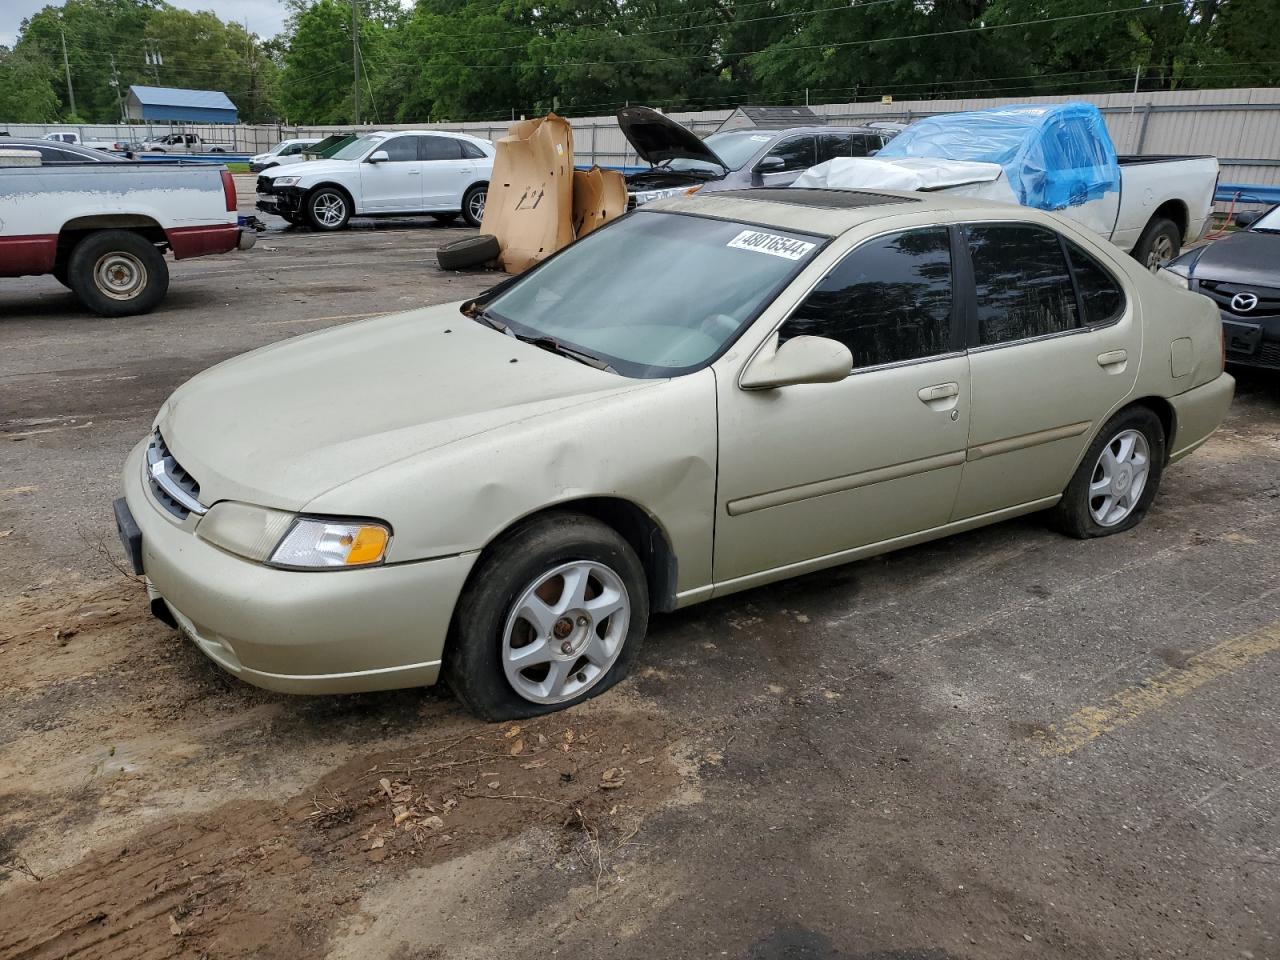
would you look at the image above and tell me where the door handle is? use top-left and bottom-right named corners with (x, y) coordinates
top-left (917, 382), bottom-right (959, 403)
top-left (408, 170), bottom-right (421, 175)
top-left (1097, 349), bottom-right (1127, 370)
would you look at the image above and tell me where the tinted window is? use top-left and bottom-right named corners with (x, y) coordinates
top-left (36, 146), bottom-right (79, 163)
top-left (763, 136), bottom-right (816, 173)
top-left (459, 140), bottom-right (486, 160)
top-left (779, 227), bottom-right (954, 369)
top-left (380, 136), bottom-right (419, 162)
top-left (817, 133), bottom-right (852, 164)
top-left (967, 224), bottom-right (1078, 345)
top-left (1067, 242), bottom-right (1124, 325)
top-left (421, 136), bottom-right (462, 161)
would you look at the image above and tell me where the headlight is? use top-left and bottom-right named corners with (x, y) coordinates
top-left (269, 517), bottom-right (391, 569)
top-left (1157, 266), bottom-right (1190, 290)
top-left (196, 502), bottom-right (296, 562)
top-left (273, 176), bottom-right (301, 187)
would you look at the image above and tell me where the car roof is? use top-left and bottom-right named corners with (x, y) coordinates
top-left (647, 186), bottom-right (1063, 237)
top-left (2, 137), bottom-right (117, 159)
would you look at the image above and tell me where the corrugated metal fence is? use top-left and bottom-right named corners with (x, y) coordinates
top-left (6, 86), bottom-right (1278, 201)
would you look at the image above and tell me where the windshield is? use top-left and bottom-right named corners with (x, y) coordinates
top-left (1251, 206), bottom-right (1280, 232)
top-left (482, 212), bottom-right (822, 378)
top-left (666, 131), bottom-right (775, 173)
top-left (328, 134), bottom-right (384, 161)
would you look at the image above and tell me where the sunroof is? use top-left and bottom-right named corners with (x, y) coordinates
top-left (712, 188), bottom-right (919, 209)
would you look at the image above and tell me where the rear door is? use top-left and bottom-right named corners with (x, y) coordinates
top-left (360, 135), bottom-right (424, 211)
top-left (952, 222), bottom-right (1139, 520)
top-left (419, 135), bottom-right (473, 210)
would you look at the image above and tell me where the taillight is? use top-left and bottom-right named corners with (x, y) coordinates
top-left (220, 169), bottom-right (236, 212)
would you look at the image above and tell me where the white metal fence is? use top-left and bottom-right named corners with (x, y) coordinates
top-left (6, 86), bottom-right (1278, 199)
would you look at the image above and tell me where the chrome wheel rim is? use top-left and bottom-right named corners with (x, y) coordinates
top-left (93, 251), bottom-right (147, 301)
top-left (1146, 234), bottom-right (1175, 272)
top-left (502, 560), bottom-right (630, 705)
top-left (467, 189), bottom-right (486, 223)
top-left (313, 192), bottom-right (347, 227)
top-left (1089, 429), bottom-right (1150, 527)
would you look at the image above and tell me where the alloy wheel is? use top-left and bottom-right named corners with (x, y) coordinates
top-left (1089, 428), bottom-right (1151, 526)
top-left (467, 189), bottom-right (487, 224)
top-left (1146, 234), bottom-right (1175, 272)
top-left (313, 192), bottom-right (347, 228)
top-left (501, 560), bottom-right (630, 704)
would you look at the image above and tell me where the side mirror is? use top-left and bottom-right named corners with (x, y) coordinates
top-left (368, 150), bottom-right (390, 164)
top-left (1234, 210), bottom-right (1260, 229)
top-left (755, 155), bottom-right (786, 174)
top-left (740, 335), bottom-right (853, 390)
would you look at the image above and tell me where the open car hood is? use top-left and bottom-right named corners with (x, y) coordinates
top-left (616, 107), bottom-right (727, 169)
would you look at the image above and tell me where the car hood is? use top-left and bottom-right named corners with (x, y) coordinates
top-left (262, 158), bottom-right (354, 180)
top-left (1188, 230), bottom-right (1280, 286)
top-left (156, 304), bottom-right (652, 511)
top-left (617, 106), bottom-right (727, 169)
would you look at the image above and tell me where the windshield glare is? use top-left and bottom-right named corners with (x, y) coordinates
top-left (329, 135), bottom-right (384, 161)
top-left (667, 131), bottom-right (775, 173)
top-left (1251, 206), bottom-right (1280, 231)
top-left (483, 212), bottom-right (821, 377)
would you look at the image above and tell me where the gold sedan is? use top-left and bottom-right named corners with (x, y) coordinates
top-left (116, 187), bottom-right (1234, 719)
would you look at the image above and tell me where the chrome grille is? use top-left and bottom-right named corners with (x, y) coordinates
top-left (145, 431), bottom-right (206, 520)
top-left (1197, 279), bottom-right (1280, 318)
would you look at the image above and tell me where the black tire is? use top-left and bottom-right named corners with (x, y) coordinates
top-left (51, 263), bottom-right (71, 289)
top-left (1049, 406), bottom-right (1166, 539)
top-left (66, 230), bottom-right (169, 318)
top-left (281, 211), bottom-right (306, 227)
top-left (437, 234), bottom-right (500, 271)
top-left (443, 513), bottom-right (650, 721)
top-left (431, 212), bottom-right (459, 225)
top-left (306, 186), bottom-right (352, 231)
top-left (1133, 217), bottom-right (1181, 273)
top-left (461, 183), bottom-right (487, 227)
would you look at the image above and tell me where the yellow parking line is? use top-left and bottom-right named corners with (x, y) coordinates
top-left (1039, 620), bottom-right (1280, 756)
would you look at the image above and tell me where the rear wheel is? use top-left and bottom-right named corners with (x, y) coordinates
top-left (306, 187), bottom-right (351, 231)
top-left (462, 184), bottom-right (487, 227)
top-left (51, 263), bottom-right (71, 289)
top-left (1133, 217), bottom-right (1180, 272)
top-left (444, 513), bottom-right (649, 721)
top-left (66, 230), bottom-right (169, 317)
top-left (1049, 406), bottom-right (1165, 538)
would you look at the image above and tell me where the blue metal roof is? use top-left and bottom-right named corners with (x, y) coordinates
top-left (128, 86), bottom-right (237, 111)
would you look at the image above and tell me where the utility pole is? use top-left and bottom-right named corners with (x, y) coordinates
top-left (59, 23), bottom-right (77, 118)
top-left (352, 0), bottom-right (361, 126)
top-left (109, 53), bottom-right (125, 122)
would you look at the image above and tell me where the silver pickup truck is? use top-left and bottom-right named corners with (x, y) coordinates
top-left (0, 140), bottom-right (254, 316)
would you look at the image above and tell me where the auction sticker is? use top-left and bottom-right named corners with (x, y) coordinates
top-left (726, 230), bottom-right (816, 261)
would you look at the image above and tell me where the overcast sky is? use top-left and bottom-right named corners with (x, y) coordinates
top-left (1, 0), bottom-right (291, 47)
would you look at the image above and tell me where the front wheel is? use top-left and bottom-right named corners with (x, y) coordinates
top-left (1049, 406), bottom-right (1165, 539)
top-left (66, 230), bottom-right (169, 317)
top-left (444, 513), bottom-right (649, 720)
top-left (1133, 217), bottom-right (1180, 272)
top-left (461, 184), bottom-right (487, 227)
top-left (306, 187), bottom-right (351, 231)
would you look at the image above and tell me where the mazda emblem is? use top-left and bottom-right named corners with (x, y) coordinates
top-left (1230, 292), bottom-right (1259, 313)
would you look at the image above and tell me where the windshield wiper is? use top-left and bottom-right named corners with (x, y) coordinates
top-left (472, 308), bottom-right (509, 333)
top-left (515, 334), bottom-right (616, 373)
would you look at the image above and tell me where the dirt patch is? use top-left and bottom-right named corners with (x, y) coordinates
top-left (0, 708), bottom-right (683, 960)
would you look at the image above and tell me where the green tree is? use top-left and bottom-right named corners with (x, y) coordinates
top-left (0, 45), bottom-right (61, 122)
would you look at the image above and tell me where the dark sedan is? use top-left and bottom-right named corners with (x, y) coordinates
top-left (1161, 205), bottom-right (1280, 370)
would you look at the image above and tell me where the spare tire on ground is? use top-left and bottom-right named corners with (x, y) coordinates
top-left (438, 234), bottom-right (501, 271)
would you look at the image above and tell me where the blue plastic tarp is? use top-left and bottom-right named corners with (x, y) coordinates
top-left (877, 102), bottom-right (1120, 213)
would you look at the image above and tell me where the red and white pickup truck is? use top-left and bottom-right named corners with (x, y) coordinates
top-left (0, 141), bottom-right (255, 316)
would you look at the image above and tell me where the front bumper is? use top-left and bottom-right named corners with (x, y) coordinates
top-left (1221, 313), bottom-right (1280, 370)
top-left (1168, 371), bottom-right (1235, 463)
top-left (119, 440), bottom-right (478, 694)
top-left (256, 186), bottom-right (305, 218)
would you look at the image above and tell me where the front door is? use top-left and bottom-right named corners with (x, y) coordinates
top-left (953, 221), bottom-right (1141, 519)
top-left (360, 135), bottom-right (424, 212)
top-left (754, 135), bottom-right (818, 188)
top-left (714, 225), bottom-right (972, 588)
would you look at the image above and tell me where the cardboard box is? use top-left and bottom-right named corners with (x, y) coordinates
top-left (479, 113), bottom-right (576, 274)
top-left (572, 166), bottom-right (629, 239)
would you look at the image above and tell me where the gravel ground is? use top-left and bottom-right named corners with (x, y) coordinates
top-left (1, 201), bottom-right (1278, 960)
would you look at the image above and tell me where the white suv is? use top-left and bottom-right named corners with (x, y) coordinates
top-left (255, 130), bottom-right (495, 230)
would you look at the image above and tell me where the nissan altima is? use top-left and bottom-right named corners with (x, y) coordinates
top-left (116, 187), bottom-right (1234, 720)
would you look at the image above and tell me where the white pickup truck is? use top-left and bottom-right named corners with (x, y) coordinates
top-left (796, 102), bottom-right (1219, 270)
top-left (142, 133), bottom-right (231, 154)
top-left (0, 143), bottom-right (255, 316)
top-left (43, 130), bottom-right (132, 153)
